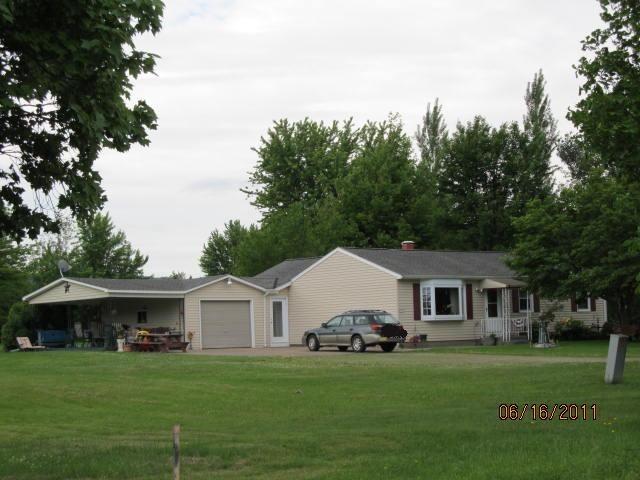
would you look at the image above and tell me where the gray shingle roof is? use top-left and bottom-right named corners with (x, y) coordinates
top-left (66, 248), bottom-right (515, 295)
top-left (343, 248), bottom-right (516, 278)
top-left (66, 276), bottom-right (223, 292)
top-left (251, 257), bottom-right (319, 288)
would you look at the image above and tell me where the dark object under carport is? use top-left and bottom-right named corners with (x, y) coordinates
top-left (36, 330), bottom-right (69, 347)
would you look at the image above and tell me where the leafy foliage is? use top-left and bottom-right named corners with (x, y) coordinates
top-left (0, 236), bottom-right (28, 330)
top-left (1, 301), bottom-right (35, 349)
top-left (243, 118), bottom-right (358, 216)
top-left (509, 174), bottom-right (640, 324)
top-left (569, 0), bottom-right (640, 180)
top-left (74, 213), bottom-right (148, 278)
top-left (0, 0), bottom-right (163, 241)
top-left (415, 98), bottom-right (448, 173)
top-left (199, 220), bottom-right (249, 276)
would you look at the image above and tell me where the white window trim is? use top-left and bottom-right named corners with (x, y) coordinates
top-left (518, 290), bottom-right (532, 312)
top-left (420, 279), bottom-right (465, 321)
top-left (577, 296), bottom-right (591, 312)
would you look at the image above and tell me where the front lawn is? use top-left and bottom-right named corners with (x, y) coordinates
top-left (0, 351), bottom-right (638, 479)
top-left (425, 339), bottom-right (640, 357)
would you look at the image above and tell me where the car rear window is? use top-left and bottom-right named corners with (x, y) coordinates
top-left (372, 314), bottom-right (400, 325)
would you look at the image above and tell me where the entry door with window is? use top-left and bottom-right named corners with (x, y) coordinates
top-left (270, 297), bottom-right (289, 346)
top-left (484, 289), bottom-right (502, 335)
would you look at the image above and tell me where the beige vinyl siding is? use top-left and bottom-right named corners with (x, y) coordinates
top-left (101, 298), bottom-right (182, 331)
top-left (534, 297), bottom-right (606, 328)
top-left (287, 250), bottom-right (398, 345)
top-left (185, 280), bottom-right (265, 350)
top-left (398, 280), bottom-right (483, 342)
top-left (29, 282), bottom-right (108, 304)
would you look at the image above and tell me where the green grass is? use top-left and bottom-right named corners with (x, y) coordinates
top-left (1, 350), bottom-right (639, 479)
top-left (425, 339), bottom-right (640, 357)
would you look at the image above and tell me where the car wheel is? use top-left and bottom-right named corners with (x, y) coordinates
top-left (337, 346), bottom-right (348, 352)
top-left (351, 335), bottom-right (366, 353)
top-left (307, 335), bottom-right (320, 351)
top-left (380, 342), bottom-right (396, 352)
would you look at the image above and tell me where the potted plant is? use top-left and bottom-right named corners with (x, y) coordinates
top-left (116, 328), bottom-right (126, 352)
top-left (187, 331), bottom-right (194, 350)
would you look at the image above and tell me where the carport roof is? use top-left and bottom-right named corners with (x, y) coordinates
top-left (63, 276), bottom-right (223, 292)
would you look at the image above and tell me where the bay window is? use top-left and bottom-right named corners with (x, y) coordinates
top-left (420, 280), bottom-right (465, 321)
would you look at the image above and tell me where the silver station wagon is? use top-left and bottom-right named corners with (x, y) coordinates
top-left (302, 310), bottom-right (408, 353)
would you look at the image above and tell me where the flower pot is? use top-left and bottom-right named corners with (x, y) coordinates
top-left (123, 343), bottom-right (133, 352)
top-left (116, 338), bottom-right (125, 352)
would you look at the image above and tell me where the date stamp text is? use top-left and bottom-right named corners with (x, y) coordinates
top-left (498, 403), bottom-right (598, 421)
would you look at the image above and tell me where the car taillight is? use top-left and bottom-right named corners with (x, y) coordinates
top-left (370, 324), bottom-right (382, 332)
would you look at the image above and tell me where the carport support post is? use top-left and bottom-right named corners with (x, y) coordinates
top-left (605, 334), bottom-right (628, 384)
top-left (172, 424), bottom-right (180, 479)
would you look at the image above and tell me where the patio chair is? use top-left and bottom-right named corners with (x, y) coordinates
top-left (16, 337), bottom-right (46, 351)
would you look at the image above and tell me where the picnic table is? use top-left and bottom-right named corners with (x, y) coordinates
top-left (130, 332), bottom-right (189, 353)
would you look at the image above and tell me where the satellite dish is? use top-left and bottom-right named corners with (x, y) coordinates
top-left (57, 260), bottom-right (72, 277)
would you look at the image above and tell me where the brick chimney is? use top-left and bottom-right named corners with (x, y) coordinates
top-left (401, 241), bottom-right (415, 251)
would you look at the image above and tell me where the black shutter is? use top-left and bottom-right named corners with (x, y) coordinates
top-left (512, 288), bottom-right (520, 313)
top-left (413, 283), bottom-right (421, 320)
top-left (533, 294), bottom-right (540, 313)
top-left (466, 284), bottom-right (473, 320)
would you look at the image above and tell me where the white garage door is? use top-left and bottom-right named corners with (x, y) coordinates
top-left (201, 301), bottom-right (251, 348)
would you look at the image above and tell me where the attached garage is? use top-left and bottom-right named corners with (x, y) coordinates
top-left (200, 300), bottom-right (252, 349)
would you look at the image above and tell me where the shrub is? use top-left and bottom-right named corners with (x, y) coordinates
top-left (1, 302), bottom-right (36, 350)
top-left (555, 317), bottom-right (590, 341)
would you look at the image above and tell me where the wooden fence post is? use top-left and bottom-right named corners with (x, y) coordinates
top-left (173, 424), bottom-right (180, 480)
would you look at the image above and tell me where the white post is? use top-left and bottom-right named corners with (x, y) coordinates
top-left (605, 334), bottom-right (628, 384)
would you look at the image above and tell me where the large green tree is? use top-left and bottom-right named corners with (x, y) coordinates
top-left (415, 99), bottom-right (448, 174)
top-left (509, 174), bottom-right (640, 324)
top-left (569, 0), bottom-right (640, 180)
top-left (337, 116), bottom-right (417, 247)
top-left (74, 212), bottom-right (148, 278)
top-left (0, 235), bottom-right (29, 330)
top-left (0, 0), bottom-right (163, 241)
top-left (437, 117), bottom-right (515, 250)
top-left (199, 220), bottom-right (249, 276)
top-left (243, 118), bottom-right (358, 216)
top-left (510, 0), bottom-right (640, 325)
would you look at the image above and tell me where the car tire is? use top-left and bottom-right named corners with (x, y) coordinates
top-left (351, 335), bottom-right (366, 353)
top-left (380, 342), bottom-right (396, 352)
top-left (307, 334), bottom-right (320, 351)
top-left (337, 346), bottom-right (348, 352)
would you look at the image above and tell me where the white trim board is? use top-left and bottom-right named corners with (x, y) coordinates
top-left (24, 274), bottom-right (267, 303)
top-left (22, 277), bottom-right (108, 301)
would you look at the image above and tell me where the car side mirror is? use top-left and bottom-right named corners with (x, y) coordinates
top-left (321, 323), bottom-right (328, 328)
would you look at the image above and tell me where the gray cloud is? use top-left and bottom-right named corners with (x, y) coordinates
top-left (90, 0), bottom-right (602, 276)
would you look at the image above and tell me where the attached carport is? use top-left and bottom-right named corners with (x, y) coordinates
top-left (23, 275), bottom-right (272, 350)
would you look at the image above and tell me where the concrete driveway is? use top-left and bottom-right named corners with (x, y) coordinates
top-left (190, 346), bottom-right (361, 357)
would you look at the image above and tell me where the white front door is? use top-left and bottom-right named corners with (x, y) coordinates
top-left (270, 297), bottom-right (289, 347)
top-left (484, 289), bottom-right (503, 335)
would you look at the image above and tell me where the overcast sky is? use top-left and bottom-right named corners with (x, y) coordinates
top-left (94, 0), bottom-right (602, 277)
